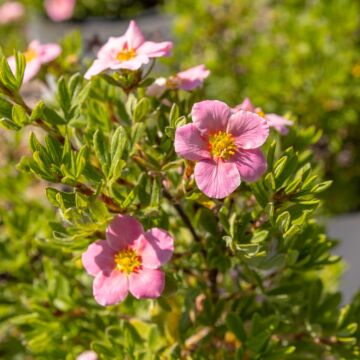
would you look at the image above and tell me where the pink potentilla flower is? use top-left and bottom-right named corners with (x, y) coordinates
top-left (147, 64), bottom-right (210, 97)
top-left (85, 20), bottom-right (173, 80)
top-left (8, 40), bottom-right (61, 84)
top-left (77, 351), bottom-right (98, 360)
top-left (0, 1), bottom-right (24, 24)
top-left (175, 100), bottom-right (269, 199)
top-left (235, 97), bottom-right (293, 135)
top-left (82, 215), bottom-right (174, 306)
top-left (44, 0), bottom-right (76, 22)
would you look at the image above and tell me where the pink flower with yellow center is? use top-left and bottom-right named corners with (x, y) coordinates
top-left (82, 215), bottom-right (174, 306)
top-left (45, 0), bottom-right (76, 22)
top-left (175, 100), bottom-right (269, 199)
top-left (0, 2), bottom-right (24, 24)
top-left (8, 40), bottom-right (61, 84)
top-left (147, 64), bottom-right (210, 97)
top-left (84, 20), bottom-right (173, 80)
top-left (234, 97), bottom-right (293, 135)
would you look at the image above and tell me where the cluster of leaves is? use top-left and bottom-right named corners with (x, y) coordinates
top-left (166, 0), bottom-right (360, 213)
top-left (0, 32), bottom-right (360, 360)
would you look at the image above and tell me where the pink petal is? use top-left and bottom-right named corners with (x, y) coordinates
top-left (231, 148), bottom-right (267, 182)
top-left (177, 64), bottom-right (210, 91)
top-left (125, 20), bottom-right (145, 49)
top-left (174, 123), bottom-right (211, 161)
top-left (227, 110), bottom-right (269, 149)
top-left (84, 59), bottom-right (113, 79)
top-left (266, 114), bottom-right (293, 135)
top-left (146, 77), bottom-right (167, 97)
top-left (194, 159), bottom-right (241, 199)
top-left (192, 100), bottom-right (231, 135)
top-left (135, 229), bottom-right (174, 269)
top-left (0, 2), bottom-right (24, 24)
top-left (93, 270), bottom-right (128, 306)
top-left (106, 215), bottom-right (144, 251)
top-left (137, 41), bottom-right (173, 58)
top-left (97, 36), bottom-right (126, 61)
top-left (45, 0), bottom-right (75, 22)
top-left (76, 351), bottom-right (98, 360)
top-left (110, 54), bottom-right (149, 71)
top-left (234, 97), bottom-right (256, 112)
top-left (129, 268), bottom-right (165, 299)
top-left (37, 43), bottom-right (61, 64)
top-left (82, 240), bottom-right (116, 277)
top-left (23, 60), bottom-right (42, 83)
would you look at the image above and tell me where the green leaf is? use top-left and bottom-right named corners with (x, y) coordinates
top-left (226, 313), bottom-right (247, 342)
top-left (93, 129), bottom-right (110, 177)
top-left (43, 106), bottom-right (66, 125)
top-left (12, 104), bottom-right (28, 126)
top-left (133, 97), bottom-right (151, 122)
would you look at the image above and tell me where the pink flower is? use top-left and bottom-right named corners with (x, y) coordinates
top-left (8, 40), bottom-right (61, 83)
top-left (235, 97), bottom-right (293, 135)
top-left (175, 100), bottom-right (269, 199)
top-left (147, 64), bottom-right (210, 97)
top-left (85, 20), bottom-right (173, 80)
top-left (76, 351), bottom-right (98, 360)
top-left (82, 215), bottom-right (174, 306)
top-left (0, 1), bottom-right (24, 24)
top-left (44, 0), bottom-right (76, 22)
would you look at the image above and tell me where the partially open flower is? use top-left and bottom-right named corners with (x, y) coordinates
top-left (175, 100), bottom-right (269, 199)
top-left (0, 1), bottom-right (24, 24)
top-left (85, 20), bottom-right (173, 80)
top-left (234, 97), bottom-right (293, 135)
top-left (76, 351), bottom-right (98, 360)
top-left (82, 215), bottom-right (174, 306)
top-left (147, 64), bottom-right (210, 97)
top-left (8, 40), bottom-right (61, 83)
top-left (44, 0), bottom-right (76, 22)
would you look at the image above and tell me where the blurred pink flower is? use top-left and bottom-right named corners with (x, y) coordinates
top-left (175, 100), bottom-right (269, 199)
top-left (147, 64), bottom-right (210, 97)
top-left (76, 351), bottom-right (98, 360)
top-left (44, 0), bottom-right (76, 22)
top-left (82, 215), bottom-right (174, 306)
top-left (235, 97), bottom-right (293, 135)
top-left (0, 2), bottom-right (24, 24)
top-left (8, 40), bottom-right (61, 83)
top-left (85, 20), bottom-right (173, 79)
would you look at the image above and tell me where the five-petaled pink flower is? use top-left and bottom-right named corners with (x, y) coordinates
top-left (45, 0), bottom-right (76, 22)
top-left (85, 20), bottom-right (173, 80)
top-left (8, 40), bottom-right (61, 84)
top-left (235, 97), bottom-right (293, 135)
top-left (82, 215), bottom-right (174, 306)
top-left (0, 1), bottom-right (24, 24)
top-left (175, 100), bottom-right (269, 199)
top-left (147, 64), bottom-right (210, 97)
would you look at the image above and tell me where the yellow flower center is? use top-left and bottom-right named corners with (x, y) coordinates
top-left (114, 248), bottom-right (142, 274)
top-left (166, 76), bottom-right (180, 89)
top-left (116, 46), bottom-right (136, 62)
top-left (209, 131), bottom-right (237, 160)
top-left (256, 109), bottom-right (266, 118)
top-left (24, 48), bottom-right (37, 63)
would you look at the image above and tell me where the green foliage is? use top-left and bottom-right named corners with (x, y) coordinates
top-left (0, 24), bottom-right (359, 360)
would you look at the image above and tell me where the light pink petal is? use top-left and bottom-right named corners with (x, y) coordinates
top-left (0, 2), bottom-right (24, 24)
top-left (82, 240), bottom-right (116, 277)
top-left (110, 54), bottom-right (149, 71)
top-left (76, 351), bottom-right (98, 360)
top-left (227, 110), bottom-right (269, 149)
top-left (135, 229), bottom-right (174, 269)
top-left (84, 59), bottom-right (113, 79)
top-left (177, 64), bottom-right (210, 91)
top-left (106, 215), bottom-right (144, 251)
top-left (174, 123), bottom-right (211, 161)
top-left (93, 270), bottom-right (128, 306)
top-left (23, 60), bottom-right (42, 83)
top-left (37, 43), bottom-right (61, 64)
top-left (45, 0), bottom-right (75, 22)
top-left (146, 77), bottom-right (167, 97)
top-left (234, 97), bottom-right (256, 112)
top-left (194, 159), bottom-right (241, 199)
top-left (192, 100), bottom-right (231, 135)
top-left (125, 20), bottom-right (145, 49)
top-left (97, 36), bottom-right (126, 61)
top-left (266, 114), bottom-right (293, 135)
top-left (137, 41), bottom-right (173, 58)
top-left (231, 148), bottom-right (267, 182)
top-left (129, 268), bottom-right (165, 299)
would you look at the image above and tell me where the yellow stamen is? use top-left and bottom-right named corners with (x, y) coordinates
top-left (24, 48), bottom-right (37, 63)
top-left (114, 247), bottom-right (142, 274)
top-left (209, 131), bottom-right (237, 160)
top-left (256, 109), bottom-right (266, 118)
top-left (116, 46), bottom-right (136, 62)
top-left (166, 76), bottom-right (180, 89)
